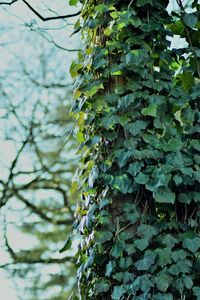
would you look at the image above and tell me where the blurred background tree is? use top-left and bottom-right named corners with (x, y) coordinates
top-left (0, 2), bottom-right (80, 299)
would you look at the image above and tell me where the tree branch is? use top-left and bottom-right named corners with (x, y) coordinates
top-left (13, 190), bottom-right (73, 225)
top-left (0, 0), bottom-right (81, 21)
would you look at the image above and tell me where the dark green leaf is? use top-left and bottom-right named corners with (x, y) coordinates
top-left (141, 103), bottom-right (157, 117)
top-left (111, 241), bottom-right (125, 258)
top-left (162, 234), bottom-right (178, 248)
top-left (155, 274), bottom-right (173, 292)
top-left (134, 239), bottom-right (148, 251)
top-left (95, 279), bottom-right (110, 294)
top-left (183, 237), bottom-right (200, 253)
top-left (59, 236), bottom-right (72, 253)
top-left (135, 172), bottom-right (149, 184)
top-left (95, 230), bottom-right (113, 244)
top-left (154, 188), bottom-right (175, 204)
top-left (106, 261), bottom-right (116, 277)
top-left (182, 13), bottom-right (198, 28)
top-left (111, 285), bottom-right (126, 300)
top-left (113, 175), bottom-right (132, 194)
top-left (135, 253), bottom-right (156, 270)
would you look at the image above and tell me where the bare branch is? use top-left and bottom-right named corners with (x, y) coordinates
top-left (0, 0), bottom-right (81, 21)
top-left (0, 256), bottom-right (75, 268)
top-left (0, 0), bottom-right (18, 5)
top-left (14, 190), bottom-right (73, 225)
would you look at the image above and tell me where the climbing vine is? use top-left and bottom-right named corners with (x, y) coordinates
top-left (70, 0), bottom-right (200, 299)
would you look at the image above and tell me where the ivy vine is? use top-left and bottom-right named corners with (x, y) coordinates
top-left (70, 0), bottom-right (200, 299)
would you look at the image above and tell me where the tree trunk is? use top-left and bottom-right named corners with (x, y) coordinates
top-left (73, 0), bottom-right (200, 299)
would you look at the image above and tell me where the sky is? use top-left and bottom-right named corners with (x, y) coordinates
top-left (0, 1), bottom-right (79, 299)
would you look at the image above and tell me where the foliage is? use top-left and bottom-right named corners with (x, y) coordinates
top-left (71, 0), bottom-right (200, 299)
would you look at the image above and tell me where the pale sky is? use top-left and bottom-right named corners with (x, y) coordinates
top-left (0, 1), bottom-right (79, 299)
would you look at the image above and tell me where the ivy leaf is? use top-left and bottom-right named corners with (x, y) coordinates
top-left (136, 0), bottom-right (153, 6)
top-left (125, 120), bottom-right (148, 136)
top-left (69, 0), bottom-right (79, 5)
top-left (183, 237), bottom-right (200, 253)
top-left (95, 279), bottom-right (110, 294)
top-left (83, 83), bottom-right (103, 97)
top-left (137, 224), bottom-right (158, 241)
top-left (141, 103), bottom-right (157, 117)
top-left (59, 236), bottom-right (72, 253)
top-left (134, 239), bottom-right (149, 251)
top-left (171, 250), bottom-right (187, 262)
top-left (162, 234), bottom-right (178, 248)
top-left (190, 139), bottom-right (200, 151)
top-left (135, 172), bottom-right (149, 184)
top-left (113, 175), bottom-right (132, 194)
top-left (119, 257), bottom-right (133, 269)
top-left (168, 260), bottom-right (192, 275)
top-left (154, 188), bottom-right (175, 204)
top-left (111, 241), bottom-right (125, 258)
top-left (156, 248), bottom-right (172, 268)
top-left (95, 230), bottom-right (113, 244)
top-left (182, 275), bottom-right (193, 289)
top-left (111, 285), bottom-right (126, 300)
top-left (155, 274), bottom-right (172, 292)
top-left (193, 287), bottom-right (200, 298)
top-left (164, 138), bottom-right (183, 152)
top-left (127, 161), bottom-right (143, 177)
top-left (135, 253), bottom-right (156, 270)
top-left (177, 72), bottom-right (194, 91)
top-left (182, 13), bottom-right (198, 28)
top-left (105, 261), bottom-right (116, 277)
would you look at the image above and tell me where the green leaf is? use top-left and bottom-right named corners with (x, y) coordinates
top-left (111, 285), bottom-right (126, 300)
top-left (127, 161), bottom-right (143, 177)
top-left (182, 13), bottom-right (198, 28)
top-left (125, 120), bottom-right (148, 136)
top-left (168, 260), bottom-right (192, 275)
top-left (83, 83), bottom-right (103, 97)
top-left (59, 236), bottom-right (72, 253)
top-left (77, 131), bottom-right (85, 143)
top-left (183, 237), bottom-right (200, 253)
top-left (135, 253), bottom-right (156, 270)
top-left (155, 274), bottom-right (172, 292)
top-left (105, 261), bottom-right (116, 277)
top-left (162, 234), bottom-right (178, 248)
top-left (141, 103), bottom-right (157, 117)
top-left (95, 279), bottom-right (110, 294)
top-left (135, 172), bottom-right (149, 184)
top-left (69, 0), bottom-right (79, 5)
top-left (193, 287), bottom-right (200, 297)
top-left (173, 278), bottom-right (184, 293)
top-left (137, 224), bottom-right (158, 241)
top-left (171, 250), bottom-right (187, 262)
top-left (95, 230), bottom-right (113, 244)
top-left (136, 0), bottom-right (153, 6)
top-left (177, 72), bottom-right (194, 91)
top-left (119, 257), bottom-right (133, 269)
top-left (113, 175), bottom-right (132, 194)
top-left (164, 138), bottom-right (183, 152)
top-left (154, 188), bottom-right (175, 204)
top-left (182, 275), bottom-right (193, 289)
top-left (190, 139), bottom-right (200, 151)
top-left (111, 241), bottom-right (125, 258)
top-left (156, 248), bottom-right (172, 268)
top-left (134, 239), bottom-right (148, 251)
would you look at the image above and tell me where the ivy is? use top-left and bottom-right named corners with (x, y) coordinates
top-left (71, 0), bottom-right (200, 299)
